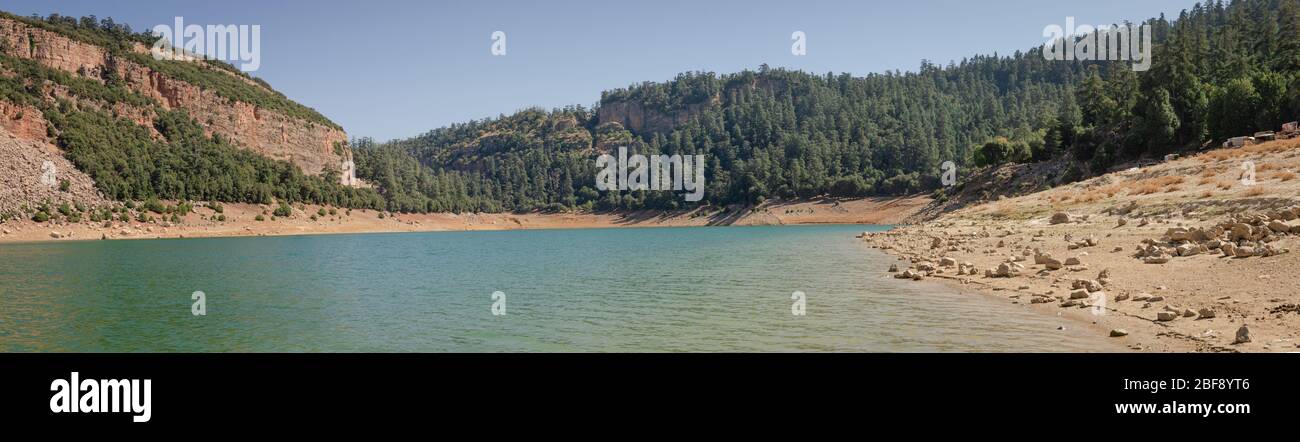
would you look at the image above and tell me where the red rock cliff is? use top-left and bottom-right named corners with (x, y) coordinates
top-left (0, 17), bottom-right (353, 183)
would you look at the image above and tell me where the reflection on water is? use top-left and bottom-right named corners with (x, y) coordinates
top-left (0, 225), bottom-right (1121, 352)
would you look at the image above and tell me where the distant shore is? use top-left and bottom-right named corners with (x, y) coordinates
top-left (0, 196), bottom-right (929, 244)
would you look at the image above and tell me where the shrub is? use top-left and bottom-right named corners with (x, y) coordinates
top-left (143, 198), bottom-right (166, 214)
top-left (210, 203), bottom-right (224, 213)
top-left (273, 202), bottom-right (292, 217)
top-left (255, 214), bottom-right (265, 221)
top-left (317, 208), bottom-right (327, 217)
top-left (32, 211), bottom-right (50, 222)
top-left (58, 179), bottom-right (70, 192)
top-left (974, 137), bottom-right (1032, 167)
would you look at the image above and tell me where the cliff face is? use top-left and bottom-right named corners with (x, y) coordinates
top-left (0, 17), bottom-right (353, 182)
top-left (596, 97), bottom-right (718, 136)
top-left (0, 101), bottom-right (48, 141)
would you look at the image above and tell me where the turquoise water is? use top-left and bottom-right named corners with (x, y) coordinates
top-left (0, 225), bottom-right (1120, 352)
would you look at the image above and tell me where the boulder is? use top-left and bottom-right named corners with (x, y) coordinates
top-left (1050, 212), bottom-right (1071, 225)
top-left (1042, 257), bottom-right (1063, 270)
top-left (1197, 308), bottom-right (1216, 319)
top-left (1143, 254), bottom-right (1171, 264)
top-left (1110, 329), bottom-right (1129, 337)
top-left (1267, 220), bottom-right (1292, 234)
top-left (993, 263), bottom-right (1020, 278)
top-left (1176, 244), bottom-right (1200, 256)
top-left (1156, 311), bottom-right (1178, 321)
top-left (1069, 289), bottom-right (1090, 300)
top-left (939, 257), bottom-right (957, 267)
top-left (1221, 243), bottom-right (1238, 257)
top-left (1166, 227), bottom-right (1191, 242)
top-left (1234, 325), bottom-right (1251, 344)
top-left (1229, 223), bottom-right (1252, 241)
top-left (1064, 257), bottom-right (1082, 266)
top-left (1072, 279), bottom-right (1104, 292)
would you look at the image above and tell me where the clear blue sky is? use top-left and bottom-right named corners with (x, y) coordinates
top-left (6, 0), bottom-right (1199, 141)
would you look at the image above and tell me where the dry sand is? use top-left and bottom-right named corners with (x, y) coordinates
top-left (0, 196), bottom-right (928, 244)
top-left (864, 138), bottom-right (1300, 353)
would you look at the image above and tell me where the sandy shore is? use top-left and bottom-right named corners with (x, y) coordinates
top-left (862, 139), bottom-right (1300, 353)
top-left (0, 196), bottom-right (928, 244)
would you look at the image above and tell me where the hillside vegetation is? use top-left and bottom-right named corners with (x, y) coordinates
top-left (356, 0), bottom-right (1300, 214)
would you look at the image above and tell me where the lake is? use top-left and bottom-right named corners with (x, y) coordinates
top-left (0, 225), bottom-right (1120, 352)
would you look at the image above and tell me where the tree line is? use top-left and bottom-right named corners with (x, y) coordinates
top-left (355, 0), bottom-right (1300, 214)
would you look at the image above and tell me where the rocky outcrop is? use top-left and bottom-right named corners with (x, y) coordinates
top-left (0, 17), bottom-right (354, 184)
top-left (0, 101), bottom-right (47, 142)
top-left (597, 96), bottom-right (718, 135)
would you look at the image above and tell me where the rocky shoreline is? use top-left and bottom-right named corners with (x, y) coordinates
top-left (860, 139), bottom-right (1300, 352)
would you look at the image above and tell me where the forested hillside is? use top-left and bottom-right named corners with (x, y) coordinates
top-left (356, 0), bottom-right (1300, 213)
